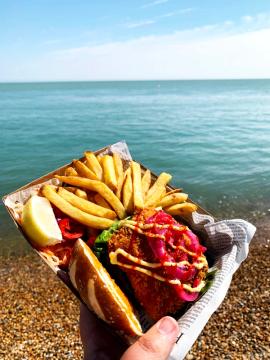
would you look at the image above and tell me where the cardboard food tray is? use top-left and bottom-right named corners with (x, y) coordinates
top-left (2, 141), bottom-right (256, 359)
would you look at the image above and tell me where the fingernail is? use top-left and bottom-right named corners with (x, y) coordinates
top-left (157, 316), bottom-right (178, 335)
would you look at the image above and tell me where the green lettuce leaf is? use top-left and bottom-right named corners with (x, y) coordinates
top-left (200, 267), bottom-right (218, 295)
top-left (93, 220), bottom-right (121, 259)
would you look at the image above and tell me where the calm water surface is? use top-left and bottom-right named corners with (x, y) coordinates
top-left (1, 80), bottom-right (270, 254)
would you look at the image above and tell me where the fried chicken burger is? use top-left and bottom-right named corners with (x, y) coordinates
top-left (69, 208), bottom-right (208, 337)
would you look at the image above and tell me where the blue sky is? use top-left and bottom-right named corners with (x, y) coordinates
top-left (1, 0), bottom-right (270, 81)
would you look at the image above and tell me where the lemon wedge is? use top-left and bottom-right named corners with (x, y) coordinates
top-left (21, 195), bottom-right (63, 247)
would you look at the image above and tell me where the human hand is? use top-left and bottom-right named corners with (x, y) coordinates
top-left (80, 303), bottom-right (179, 360)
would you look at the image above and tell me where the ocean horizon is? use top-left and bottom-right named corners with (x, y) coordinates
top-left (1, 77), bottom-right (270, 84)
top-left (1, 79), bottom-right (270, 255)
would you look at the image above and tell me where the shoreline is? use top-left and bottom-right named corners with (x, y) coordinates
top-left (0, 220), bottom-right (269, 359)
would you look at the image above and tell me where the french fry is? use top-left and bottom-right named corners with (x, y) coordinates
top-left (86, 192), bottom-right (95, 202)
top-left (102, 155), bottom-right (118, 191)
top-left (131, 161), bottom-right (144, 209)
top-left (97, 154), bottom-right (103, 165)
top-left (113, 153), bottom-right (124, 199)
top-left (42, 185), bottom-right (114, 229)
top-left (164, 202), bottom-right (197, 216)
top-left (158, 193), bottom-right (188, 208)
top-left (85, 152), bottom-right (103, 180)
top-left (146, 172), bottom-right (172, 200)
top-left (122, 168), bottom-right (133, 214)
top-left (94, 193), bottom-right (112, 210)
top-left (75, 188), bottom-right (88, 200)
top-left (64, 186), bottom-right (77, 193)
top-left (163, 188), bottom-right (182, 197)
top-left (160, 187), bottom-right (167, 201)
top-left (141, 169), bottom-right (151, 197)
top-left (57, 187), bottom-right (116, 219)
top-left (113, 153), bottom-right (123, 180)
top-left (145, 172), bottom-right (172, 207)
top-left (73, 160), bottom-right (99, 181)
top-left (145, 185), bottom-right (167, 208)
top-left (116, 178), bottom-right (125, 199)
top-left (65, 167), bottom-right (78, 177)
top-left (55, 175), bottom-right (126, 219)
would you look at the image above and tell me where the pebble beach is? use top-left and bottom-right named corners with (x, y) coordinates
top-left (0, 218), bottom-right (269, 360)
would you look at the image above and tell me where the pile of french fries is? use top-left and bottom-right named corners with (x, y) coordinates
top-left (41, 152), bottom-right (197, 230)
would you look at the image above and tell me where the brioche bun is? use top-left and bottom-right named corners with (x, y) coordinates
top-left (69, 239), bottom-right (142, 337)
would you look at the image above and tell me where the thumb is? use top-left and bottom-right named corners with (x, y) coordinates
top-left (121, 317), bottom-right (179, 360)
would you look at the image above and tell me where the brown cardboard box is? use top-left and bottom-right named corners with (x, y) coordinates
top-left (2, 141), bottom-right (210, 343)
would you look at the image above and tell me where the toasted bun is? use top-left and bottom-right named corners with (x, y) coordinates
top-left (69, 239), bottom-right (142, 337)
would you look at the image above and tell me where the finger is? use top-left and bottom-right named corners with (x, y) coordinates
top-left (120, 316), bottom-right (179, 360)
top-left (80, 302), bottom-right (126, 360)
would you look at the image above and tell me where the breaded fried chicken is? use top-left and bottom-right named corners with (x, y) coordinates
top-left (108, 208), bottom-right (208, 321)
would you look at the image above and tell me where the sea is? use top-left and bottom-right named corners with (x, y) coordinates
top-left (1, 80), bottom-right (270, 255)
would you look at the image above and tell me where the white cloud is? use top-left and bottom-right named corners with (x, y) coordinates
top-left (240, 12), bottom-right (270, 28)
top-left (124, 19), bottom-right (156, 28)
top-left (141, 0), bottom-right (169, 9)
top-left (2, 16), bottom-right (270, 81)
top-left (224, 20), bottom-right (234, 27)
top-left (158, 8), bottom-right (194, 18)
top-left (123, 7), bottom-right (194, 29)
top-left (242, 15), bottom-right (253, 23)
